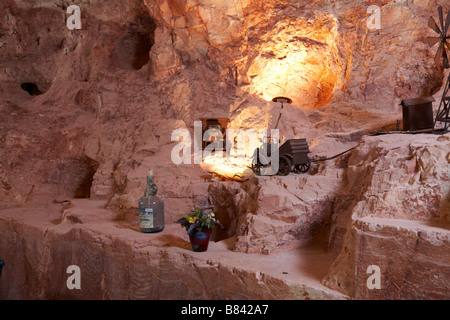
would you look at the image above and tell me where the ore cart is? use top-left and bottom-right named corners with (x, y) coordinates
top-left (251, 139), bottom-right (311, 176)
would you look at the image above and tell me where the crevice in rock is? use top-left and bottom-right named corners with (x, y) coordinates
top-left (208, 182), bottom-right (241, 242)
top-left (74, 156), bottom-right (100, 199)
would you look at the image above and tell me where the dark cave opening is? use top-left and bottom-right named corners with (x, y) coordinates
top-left (20, 83), bottom-right (43, 96)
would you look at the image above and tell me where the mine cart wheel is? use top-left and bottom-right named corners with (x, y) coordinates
top-left (277, 155), bottom-right (292, 176)
top-left (251, 163), bottom-right (261, 176)
top-left (294, 158), bottom-right (311, 174)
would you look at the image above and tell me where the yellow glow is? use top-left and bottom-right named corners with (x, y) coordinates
top-left (200, 153), bottom-right (253, 181)
top-left (244, 17), bottom-right (339, 109)
top-left (249, 48), bottom-right (336, 109)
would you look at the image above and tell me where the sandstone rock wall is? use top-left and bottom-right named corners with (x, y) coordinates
top-left (1, 133), bottom-right (447, 299)
top-left (323, 133), bottom-right (450, 299)
top-left (1, 0), bottom-right (448, 213)
top-left (0, 204), bottom-right (345, 300)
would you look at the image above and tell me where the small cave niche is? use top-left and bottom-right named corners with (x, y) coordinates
top-left (48, 156), bottom-right (100, 199)
top-left (207, 184), bottom-right (240, 242)
top-left (210, 205), bottom-right (237, 242)
top-left (74, 156), bottom-right (100, 199)
top-left (21, 83), bottom-right (43, 96)
top-left (111, 32), bottom-right (154, 70)
top-left (110, 15), bottom-right (156, 71)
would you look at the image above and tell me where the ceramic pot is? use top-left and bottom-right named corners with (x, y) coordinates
top-left (189, 229), bottom-right (211, 252)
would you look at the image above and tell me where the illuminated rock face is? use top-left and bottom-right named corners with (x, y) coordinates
top-left (244, 17), bottom-right (339, 109)
top-left (147, 0), bottom-right (340, 109)
top-left (145, 0), bottom-right (444, 110)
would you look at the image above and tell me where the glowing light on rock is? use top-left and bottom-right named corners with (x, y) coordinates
top-left (244, 17), bottom-right (339, 110)
top-left (249, 47), bottom-right (337, 110)
top-left (200, 153), bottom-right (253, 181)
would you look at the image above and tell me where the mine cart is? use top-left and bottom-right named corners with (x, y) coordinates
top-left (251, 139), bottom-right (311, 176)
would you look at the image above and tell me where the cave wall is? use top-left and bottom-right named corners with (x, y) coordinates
top-left (1, 0), bottom-right (448, 213)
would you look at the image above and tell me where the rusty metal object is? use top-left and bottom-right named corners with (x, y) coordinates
top-left (272, 97), bottom-right (292, 130)
top-left (435, 75), bottom-right (450, 129)
top-left (401, 97), bottom-right (435, 131)
top-left (251, 138), bottom-right (311, 176)
top-left (427, 6), bottom-right (450, 129)
top-left (272, 96), bottom-right (292, 104)
top-left (280, 138), bottom-right (311, 174)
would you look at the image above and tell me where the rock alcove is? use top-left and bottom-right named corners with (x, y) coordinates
top-left (110, 32), bottom-right (154, 70)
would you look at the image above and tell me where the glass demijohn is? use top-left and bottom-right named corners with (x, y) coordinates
top-left (139, 170), bottom-right (164, 233)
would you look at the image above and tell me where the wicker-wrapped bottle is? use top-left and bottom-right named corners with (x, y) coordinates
top-left (138, 170), bottom-right (164, 233)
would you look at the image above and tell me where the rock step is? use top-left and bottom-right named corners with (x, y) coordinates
top-left (324, 216), bottom-right (450, 299)
top-left (0, 204), bottom-right (347, 300)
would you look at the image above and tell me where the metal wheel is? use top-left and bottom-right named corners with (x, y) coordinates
top-left (251, 163), bottom-right (261, 176)
top-left (277, 155), bottom-right (291, 176)
top-left (294, 158), bottom-right (310, 173)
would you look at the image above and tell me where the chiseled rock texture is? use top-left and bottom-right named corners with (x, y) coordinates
top-left (328, 217), bottom-right (450, 299)
top-left (227, 133), bottom-right (450, 258)
top-left (232, 172), bottom-right (342, 255)
top-left (1, 133), bottom-right (448, 300)
top-left (0, 203), bottom-right (346, 300)
top-left (1, 0), bottom-right (448, 214)
top-left (323, 133), bottom-right (450, 299)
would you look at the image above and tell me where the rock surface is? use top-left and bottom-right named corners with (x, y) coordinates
top-left (0, 200), bottom-right (346, 300)
top-left (325, 216), bottom-right (450, 299)
top-left (1, 133), bottom-right (448, 299)
top-left (323, 133), bottom-right (450, 299)
top-left (1, 0), bottom-right (448, 213)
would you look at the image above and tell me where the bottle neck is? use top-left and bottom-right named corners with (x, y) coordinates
top-left (145, 175), bottom-right (158, 197)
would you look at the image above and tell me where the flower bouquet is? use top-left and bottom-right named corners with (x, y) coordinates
top-left (177, 208), bottom-right (224, 252)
